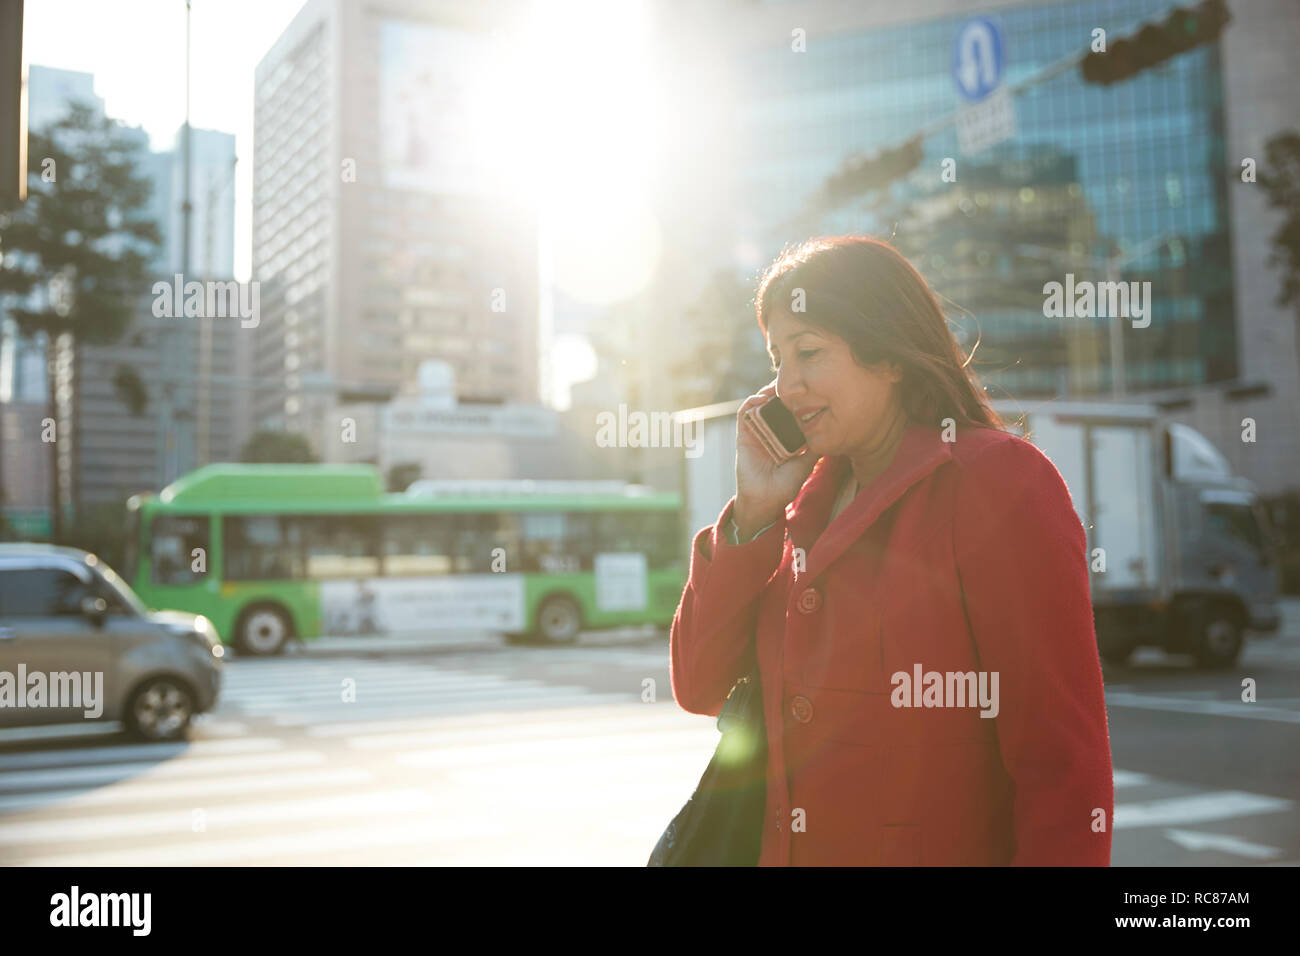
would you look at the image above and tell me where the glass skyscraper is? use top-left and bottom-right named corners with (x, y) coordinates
top-left (734, 0), bottom-right (1234, 399)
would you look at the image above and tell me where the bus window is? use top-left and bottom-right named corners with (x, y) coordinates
top-left (590, 511), bottom-right (678, 568)
top-left (383, 514), bottom-right (455, 576)
top-left (150, 515), bottom-right (210, 586)
top-left (299, 515), bottom-right (381, 578)
top-left (451, 513), bottom-right (521, 573)
top-left (223, 516), bottom-right (305, 581)
top-left (481, 512), bottom-right (521, 572)
top-left (520, 511), bottom-right (566, 573)
top-left (594, 511), bottom-right (641, 554)
top-left (565, 512), bottom-right (597, 570)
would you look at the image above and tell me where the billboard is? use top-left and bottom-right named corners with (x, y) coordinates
top-left (379, 19), bottom-right (501, 197)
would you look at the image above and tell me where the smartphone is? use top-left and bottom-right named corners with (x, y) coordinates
top-left (743, 396), bottom-right (807, 463)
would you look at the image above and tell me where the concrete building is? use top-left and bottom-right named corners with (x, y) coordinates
top-left (74, 118), bottom-right (247, 504)
top-left (327, 361), bottom-right (614, 485)
top-left (252, 0), bottom-right (539, 451)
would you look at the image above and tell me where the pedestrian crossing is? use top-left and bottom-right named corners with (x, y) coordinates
top-left (0, 654), bottom-right (1294, 866)
top-left (0, 697), bottom-right (1293, 865)
top-left (212, 656), bottom-right (647, 726)
top-left (0, 701), bottom-right (719, 866)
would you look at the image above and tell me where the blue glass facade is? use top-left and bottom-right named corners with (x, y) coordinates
top-left (736, 0), bottom-right (1235, 397)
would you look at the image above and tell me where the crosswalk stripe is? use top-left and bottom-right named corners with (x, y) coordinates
top-left (0, 750), bottom-right (324, 792)
top-left (191, 719), bottom-right (251, 736)
top-left (0, 736), bottom-right (281, 771)
top-left (12, 816), bottom-right (510, 866)
top-left (1114, 791), bottom-right (1294, 829)
top-left (220, 680), bottom-right (554, 709)
top-left (0, 768), bottom-right (374, 813)
top-left (0, 788), bottom-right (432, 845)
top-left (269, 691), bottom-right (635, 725)
top-left (306, 702), bottom-right (704, 738)
top-left (393, 728), bottom-right (724, 769)
top-left (218, 673), bottom-right (536, 697)
top-left (1112, 770), bottom-right (1152, 788)
top-left (344, 716), bottom-right (712, 751)
top-left (0, 721), bottom-right (129, 744)
top-left (1105, 691), bottom-right (1300, 724)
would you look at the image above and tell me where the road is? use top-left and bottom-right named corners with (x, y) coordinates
top-left (0, 608), bottom-right (1297, 866)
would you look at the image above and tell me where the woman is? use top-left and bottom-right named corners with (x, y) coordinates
top-left (669, 236), bottom-right (1114, 866)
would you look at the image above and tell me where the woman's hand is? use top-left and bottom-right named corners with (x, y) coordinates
top-left (733, 381), bottom-right (817, 539)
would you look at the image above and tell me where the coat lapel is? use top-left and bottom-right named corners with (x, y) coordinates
top-left (786, 422), bottom-right (953, 583)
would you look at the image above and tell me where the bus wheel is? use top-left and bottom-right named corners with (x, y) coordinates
top-left (236, 604), bottom-right (292, 656)
top-left (1194, 607), bottom-right (1243, 670)
top-left (535, 595), bottom-right (582, 645)
top-left (126, 676), bottom-right (195, 741)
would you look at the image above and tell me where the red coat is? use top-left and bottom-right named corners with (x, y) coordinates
top-left (670, 422), bottom-right (1114, 865)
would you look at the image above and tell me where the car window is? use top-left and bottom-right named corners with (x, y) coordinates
top-left (0, 567), bottom-right (91, 616)
top-left (92, 562), bottom-right (148, 616)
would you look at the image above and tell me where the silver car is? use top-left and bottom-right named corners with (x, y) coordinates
top-left (0, 544), bottom-right (223, 741)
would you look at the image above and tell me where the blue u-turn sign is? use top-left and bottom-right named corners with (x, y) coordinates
top-left (952, 17), bottom-right (1004, 102)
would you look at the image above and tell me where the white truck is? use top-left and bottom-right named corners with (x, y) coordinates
top-left (674, 398), bottom-right (1281, 669)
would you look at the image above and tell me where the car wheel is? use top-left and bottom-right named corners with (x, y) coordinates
top-left (1194, 609), bottom-right (1243, 670)
top-left (534, 595), bottom-right (581, 645)
top-left (126, 677), bottom-right (195, 741)
top-left (236, 605), bottom-right (292, 656)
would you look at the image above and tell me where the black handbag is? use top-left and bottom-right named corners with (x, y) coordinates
top-left (646, 670), bottom-right (768, 866)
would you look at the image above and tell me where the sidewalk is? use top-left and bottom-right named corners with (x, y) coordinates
top-left (260, 598), bottom-right (1300, 660)
top-left (273, 625), bottom-right (667, 659)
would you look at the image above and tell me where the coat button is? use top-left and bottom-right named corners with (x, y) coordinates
top-left (796, 587), bottom-right (821, 614)
top-left (790, 694), bottom-right (813, 723)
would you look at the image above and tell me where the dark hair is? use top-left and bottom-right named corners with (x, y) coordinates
top-left (755, 235), bottom-right (1005, 432)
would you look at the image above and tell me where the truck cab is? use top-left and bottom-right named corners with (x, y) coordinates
top-left (990, 401), bottom-right (1280, 669)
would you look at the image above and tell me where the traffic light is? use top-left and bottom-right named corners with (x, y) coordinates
top-left (1080, 0), bottom-right (1230, 86)
top-left (823, 136), bottom-right (924, 206)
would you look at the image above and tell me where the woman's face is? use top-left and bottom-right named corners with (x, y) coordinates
top-left (766, 309), bottom-right (903, 458)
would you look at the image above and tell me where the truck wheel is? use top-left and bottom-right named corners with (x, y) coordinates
top-left (126, 676), bottom-right (195, 741)
top-left (534, 595), bottom-right (582, 645)
top-left (1193, 608), bottom-right (1243, 670)
top-left (235, 604), bottom-right (293, 656)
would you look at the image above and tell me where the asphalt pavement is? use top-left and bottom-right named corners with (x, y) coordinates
top-left (0, 603), bottom-right (1296, 865)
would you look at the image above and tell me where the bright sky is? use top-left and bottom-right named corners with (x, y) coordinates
top-left (23, 0), bottom-right (311, 283)
top-left (22, 0), bottom-right (665, 406)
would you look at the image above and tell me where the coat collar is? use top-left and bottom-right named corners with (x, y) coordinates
top-left (785, 421), bottom-right (953, 582)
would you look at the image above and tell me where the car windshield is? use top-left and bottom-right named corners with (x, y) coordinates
top-left (91, 560), bottom-right (150, 616)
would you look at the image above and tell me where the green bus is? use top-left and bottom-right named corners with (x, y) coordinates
top-left (124, 464), bottom-right (687, 655)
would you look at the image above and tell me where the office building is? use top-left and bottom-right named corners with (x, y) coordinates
top-left (1, 65), bottom-right (247, 528)
top-left (252, 0), bottom-right (539, 452)
top-left (631, 0), bottom-right (1299, 494)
